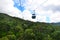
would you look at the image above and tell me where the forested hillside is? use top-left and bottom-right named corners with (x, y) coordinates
top-left (0, 13), bottom-right (60, 40)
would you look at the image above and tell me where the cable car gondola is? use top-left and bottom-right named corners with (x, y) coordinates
top-left (32, 10), bottom-right (36, 19)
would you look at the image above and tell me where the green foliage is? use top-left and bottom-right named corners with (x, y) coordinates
top-left (0, 13), bottom-right (60, 40)
top-left (51, 31), bottom-right (60, 40)
top-left (0, 36), bottom-right (9, 40)
top-left (7, 34), bottom-right (16, 40)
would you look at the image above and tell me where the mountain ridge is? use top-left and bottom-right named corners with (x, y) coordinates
top-left (0, 13), bottom-right (60, 26)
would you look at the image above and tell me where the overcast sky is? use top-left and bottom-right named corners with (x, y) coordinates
top-left (0, 0), bottom-right (60, 23)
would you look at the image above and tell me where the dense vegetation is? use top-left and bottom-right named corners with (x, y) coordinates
top-left (0, 13), bottom-right (60, 40)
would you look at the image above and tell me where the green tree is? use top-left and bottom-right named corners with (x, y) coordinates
top-left (7, 34), bottom-right (16, 40)
top-left (0, 36), bottom-right (9, 40)
top-left (0, 23), bottom-right (10, 38)
top-left (24, 29), bottom-right (35, 40)
top-left (52, 31), bottom-right (60, 40)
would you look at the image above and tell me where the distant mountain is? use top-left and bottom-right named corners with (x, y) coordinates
top-left (51, 22), bottom-right (60, 26)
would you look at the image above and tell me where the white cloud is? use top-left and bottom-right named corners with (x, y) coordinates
top-left (50, 12), bottom-right (60, 22)
top-left (0, 0), bottom-right (60, 23)
top-left (0, 0), bottom-right (22, 18)
top-left (43, 0), bottom-right (60, 6)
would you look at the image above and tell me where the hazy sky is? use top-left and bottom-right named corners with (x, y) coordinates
top-left (0, 0), bottom-right (60, 23)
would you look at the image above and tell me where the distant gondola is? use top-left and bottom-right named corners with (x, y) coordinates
top-left (31, 10), bottom-right (36, 19)
top-left (32, 13), bottom-right (36, 19)
top-left (32, 10), bottom-right (36, 19)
